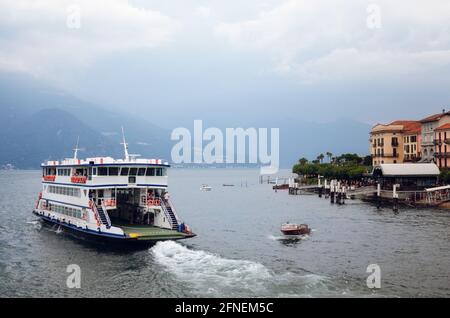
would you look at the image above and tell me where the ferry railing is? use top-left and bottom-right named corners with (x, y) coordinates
top-left (89, 200), bottom-right (111, 228)
top-left (100, 200), bottom-right (112, 228)
top-left (160, 200), bottom-right (178, 228)
top-left (167, 198), bottom-right (180, 222)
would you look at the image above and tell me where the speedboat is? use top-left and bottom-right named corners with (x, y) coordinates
top-left (280, 223), bottom-right (310, 236)
top-left (200, 184), bottom-right (212, 191)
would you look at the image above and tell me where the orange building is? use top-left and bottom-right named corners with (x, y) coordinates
top-left (370, 121), bottom-right (422, 165)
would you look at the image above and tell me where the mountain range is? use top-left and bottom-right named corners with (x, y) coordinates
top-left (0, 72), bottom-right (372, 169)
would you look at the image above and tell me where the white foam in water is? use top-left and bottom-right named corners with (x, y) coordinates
top-left (55, 225), bottom-right (63, 234)
top-left (151, 241), bottom-right (330, 297)
top-left (268, 234), bottom-right (310, 241)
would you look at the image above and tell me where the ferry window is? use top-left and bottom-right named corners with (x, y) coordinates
top-left (98, 167), bottom-right (108, 176)
top-left (129, 168), bottom-right (137, 176)
top-left (156, 168), bottom-right (162, 176)
top-left (146, 167), bottom-right (155, 176)
top-left (138, 168), bottom-right (146, 176)
top-left (162, 168), bottom-right (167, 176)
top-left (108, 167), bottom-right (119, 176)
top-left (120, 167), bottom-right (129, 176)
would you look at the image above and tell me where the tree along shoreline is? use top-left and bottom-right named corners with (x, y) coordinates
top-left (292, 153), bottom-right (372, 181)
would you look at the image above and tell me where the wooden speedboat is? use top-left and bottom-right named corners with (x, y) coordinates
top-left (280, 223), bottom-right (311, 236)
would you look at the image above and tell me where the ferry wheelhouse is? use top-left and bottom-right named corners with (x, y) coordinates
top-left (33, 138), bottom-right (195, 244)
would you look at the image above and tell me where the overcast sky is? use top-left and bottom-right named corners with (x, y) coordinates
top-left (1, 0), bottom-right (450, 128)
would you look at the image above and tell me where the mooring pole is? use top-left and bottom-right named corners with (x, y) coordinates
top-left (377, 182), bottom-right (381, 209)
top-left (393, 184), bottom-right (399, 213)
top-left (330, 180), bottom-right (335, 203)
top-left (342, 186), bottom-right (346, 204)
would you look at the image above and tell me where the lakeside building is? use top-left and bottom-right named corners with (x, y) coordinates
top-left (372, 163), bottom-right (440, 190)
top-left (419, 110), bottom-right (450, 163)
top-left (370, 121), bottom-right (421, 166)
top-left (434, 123), bottom-right (450, 169)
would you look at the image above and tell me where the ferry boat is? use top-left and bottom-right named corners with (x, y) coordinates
top-left (33, 133), bottom-right (195, 245)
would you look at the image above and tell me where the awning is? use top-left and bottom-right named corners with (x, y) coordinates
top-left (372, 163), bottom-right (440, 177)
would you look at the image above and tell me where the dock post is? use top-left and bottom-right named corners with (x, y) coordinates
top-left (330, 180), bottom-right (335, 203)
top-left (376, 183), bottom-right (381, 209)
top-left (342, 186), bottom-right (346, 204)
top-left (393, 184), bottom-right (399, 213)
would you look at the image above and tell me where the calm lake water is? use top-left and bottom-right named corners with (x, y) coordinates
top-left (0, 169), bottom-right (449, 297)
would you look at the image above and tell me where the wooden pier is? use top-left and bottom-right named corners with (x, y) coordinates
top-left (280, 175), bottom-right (450, 211)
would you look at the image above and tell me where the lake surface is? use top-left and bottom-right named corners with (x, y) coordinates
top-left (0, 169), bottom-right (449, 297)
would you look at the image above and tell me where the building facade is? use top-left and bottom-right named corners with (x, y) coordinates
top-left (370, 121), bottom-right (421, 166)
top-left (402, 123), bottom-right (422, 162)
top-left (420, 111), bottom-right (450, 163)
top-left (434, 123), bottom-right (450, 169)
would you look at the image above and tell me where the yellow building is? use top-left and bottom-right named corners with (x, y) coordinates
top-left (370, 121), bottom-right (422, 166)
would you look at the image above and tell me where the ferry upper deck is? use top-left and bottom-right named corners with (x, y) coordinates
top-left (41, 157), bottom-right (170, 189)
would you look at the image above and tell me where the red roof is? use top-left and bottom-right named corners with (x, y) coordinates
top-left (389, 120), bottom-right (422, 134)
top-left (436, 123), bottom-right (450, 131)
top-left (420, 111), bottom-right (450, 123)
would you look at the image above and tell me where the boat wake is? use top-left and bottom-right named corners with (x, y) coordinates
top-left (150, 241), bottom-right (334, 297)
top-left (268, 234), bottom-right (310, 241)
top-left (26, 219), bottom-right (42, 230)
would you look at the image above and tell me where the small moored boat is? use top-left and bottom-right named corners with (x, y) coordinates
top-left (280, 223), bottom-right (311, 236)
top-left (200, 184), bottom-right (212, 191)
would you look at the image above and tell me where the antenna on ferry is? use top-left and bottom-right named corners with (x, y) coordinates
top-left (73, 136), bottom-right (80, 160)
top-left (121, 126), bottom-right (130, 161)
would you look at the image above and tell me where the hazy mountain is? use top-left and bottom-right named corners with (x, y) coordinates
top-left (1, 108), bottom-right (122, 167)
top-left (277, 118), bottom-right (371, 166)
top-left (0, 72), bottom-right (372, 169)
top-left (0, 72), bottom-right (171, 168)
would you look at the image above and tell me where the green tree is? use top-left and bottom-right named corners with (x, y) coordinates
top-left (298, 157), bottom-right (309, 166)
top-left (317, 153), bottom-right (325, 163)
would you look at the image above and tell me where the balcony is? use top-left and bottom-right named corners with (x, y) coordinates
top-left (384, 153), bottom-right (399, 158)
top-left (372, 153), bottom-right (399, 158)
top-left (43, 175), bottom-right (56, 182)
top-left (445, 138), bottom-right (450, 144)
top-left (71, 176), bottom-right (87, 184)
top-left (434, 140), bottom-right (442, 146)
top-left (435, 152), bottom-right (450, 158)
top-left (404, 155), bottom-right (421, 162)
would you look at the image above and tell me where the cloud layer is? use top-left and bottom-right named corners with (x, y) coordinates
top-left (214, 0), bottom-right (450, 82)
top-left (0, 0), bottom-right (179, 75)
